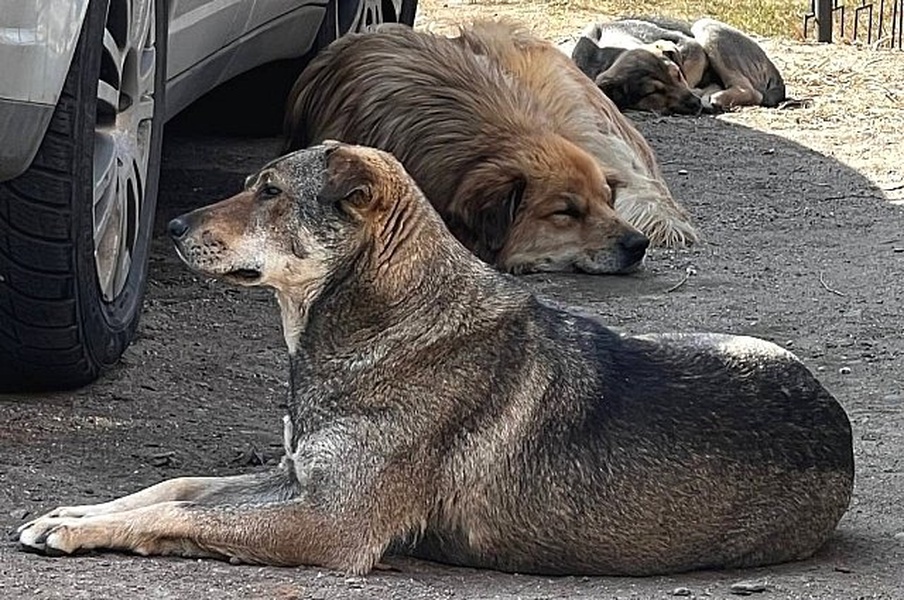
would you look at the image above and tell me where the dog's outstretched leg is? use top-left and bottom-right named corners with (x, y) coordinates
top-left (15, 467), bottom-right (298, 531)
top-left (17, 499), bottom-right (384, 573)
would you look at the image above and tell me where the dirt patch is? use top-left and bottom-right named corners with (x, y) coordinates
top-left (3, 8), bottom-right (904, 600)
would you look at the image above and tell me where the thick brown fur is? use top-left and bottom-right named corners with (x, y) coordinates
top-left (17, 143), bottom-right (853, 576)
top-left (454, 21), bottom-right (697, 246)
top-left (286, 23), bottom-right (694, 260)
top-left (284, 25), bottom-right (647, 274)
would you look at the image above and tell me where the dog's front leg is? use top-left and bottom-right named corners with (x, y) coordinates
top-left (16, 468), bottom-right (296, 526)
top-left (17, 498), bottom-right (383, 573)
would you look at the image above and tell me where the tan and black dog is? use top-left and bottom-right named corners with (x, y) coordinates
top-left (573, 17), bottom-right (787, 113)
top-left (18, 143), bottom-right (853, 576)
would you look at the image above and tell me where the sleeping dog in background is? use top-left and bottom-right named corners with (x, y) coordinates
top-left (284, 25), bottom-right (649, 275)
top-left (573, 17), bottom-right (787, 113)
top-left (286, 22), bottom-right (698, 256)
top-left (451, 21), bottom-right (698, 247)
top-left (18, 143), bottom-right (853, 575)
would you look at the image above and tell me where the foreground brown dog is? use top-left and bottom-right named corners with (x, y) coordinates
top-left (573, 17), bottom-right (787, 113)
top-left (18, 143), bottom-right (853, 576)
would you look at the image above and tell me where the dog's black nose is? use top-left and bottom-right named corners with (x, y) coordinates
top-left (619, 231), bottom-right (650, 263)
top-left (168, 216), bottom-right (190, 239)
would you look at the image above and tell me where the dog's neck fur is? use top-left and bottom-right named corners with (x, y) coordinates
top-left (280, 190), bottom-right (528, 418)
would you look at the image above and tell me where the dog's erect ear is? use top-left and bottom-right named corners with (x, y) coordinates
top-left (573, 40), bottom-right (626, 81)
top-left (319, 143), bottom-right (378, 217)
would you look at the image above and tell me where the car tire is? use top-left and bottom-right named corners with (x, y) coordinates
top-left (316, 0), bottom-right (419, 47)
top-left (0, 0), bottom-right (166, 392)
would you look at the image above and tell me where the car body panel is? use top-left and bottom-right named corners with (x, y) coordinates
top-left (0, 0), bottom-right (90, 180)
top-left (0, 0), bottom-right (327, 181)
top-left (0, 0), bottom-right (90, 105)
top-left (165, 0), bottom-right (326, 119)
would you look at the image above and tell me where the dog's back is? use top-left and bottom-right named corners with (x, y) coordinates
top-left (691, 18), bottom-right (786, 107)
top-left (412, 303), bottom-right (853, 574)
top-left (284, 29), bottom-right (533, 209)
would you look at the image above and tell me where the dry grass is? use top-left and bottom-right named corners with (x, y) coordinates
top-left (416, 0), bottom-right (803, 39)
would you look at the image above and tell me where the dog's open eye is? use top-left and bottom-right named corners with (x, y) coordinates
top-left (259, 185), bottom-right (282, 199)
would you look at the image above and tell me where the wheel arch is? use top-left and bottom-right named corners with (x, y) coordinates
top-left (0, 0), bottom-right (91, 181)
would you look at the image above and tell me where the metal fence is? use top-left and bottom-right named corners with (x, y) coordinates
top-left (804, 0), bottom-right (904, 47)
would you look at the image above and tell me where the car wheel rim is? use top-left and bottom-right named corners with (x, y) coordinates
top-left (341, 0), bottom-right (405, 34)
top-left (93, 0), bottom-right (156, 302)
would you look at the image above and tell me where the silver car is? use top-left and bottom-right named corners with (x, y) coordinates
top-left (0, 0), bottom-right (417, 392)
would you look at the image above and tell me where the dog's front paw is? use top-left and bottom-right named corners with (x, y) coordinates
top-left (17, 517), bottom-right (101, 556)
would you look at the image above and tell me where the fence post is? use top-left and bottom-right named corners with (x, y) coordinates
top-left (817, 0), bottom-right (833, 42)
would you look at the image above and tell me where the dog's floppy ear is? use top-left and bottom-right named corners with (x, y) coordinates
top-left (595, 71), bottom-right (628, 109)
top-left (476, 178), bottom-right (526, 256)
top-left (573, 40), bottom-right (625, 81)
top-left (319, 142), bottom-right (379, 218)
top-left (451, 164), bottom-right (526, 262)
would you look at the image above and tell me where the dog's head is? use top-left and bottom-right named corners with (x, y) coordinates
top-left (168, 143), bottom-right (437, 317)
top-left (450, 134), bottom-right (649, 275)
top-left (593, 47), bottom-right (702, 115)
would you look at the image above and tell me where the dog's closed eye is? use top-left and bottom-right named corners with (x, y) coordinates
top-left (551, 206), bottom-right (582, 220)
top-left (548, 197), bottom-right (584, 221)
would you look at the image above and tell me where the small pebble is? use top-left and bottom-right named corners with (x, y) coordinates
top-left (730, 580), bottom-right (768, 595)
top-left (9, 509), bottom-right (29, 521)
top-left (345, 577), bottom-right (365, 588)
top-left (677, 169), bottom-right (689, 175)
top-left (893, 532), bottom-right (904, 543)
top-left (838, 366), bottom-right (851, 375)
top-left (672, 587), bottom-right (693, 596)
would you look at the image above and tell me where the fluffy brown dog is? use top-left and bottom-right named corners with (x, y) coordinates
top-left (454, 21), bottom-right (698, 246)
top-left (285, 26), bottom-right (657, 274)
